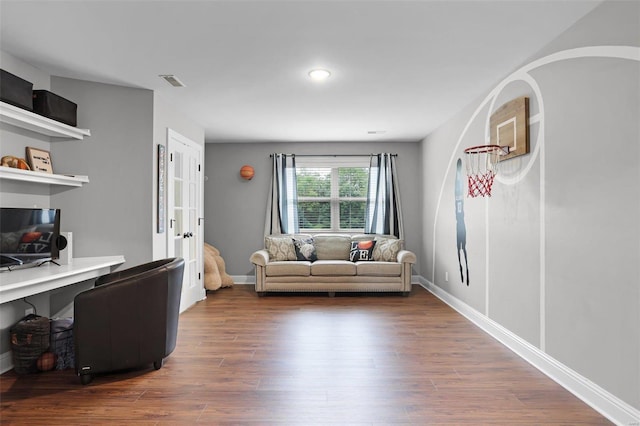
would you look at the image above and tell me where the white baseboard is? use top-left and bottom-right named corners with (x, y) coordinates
top-left (230, 275), bottom-right (254, 285)
top-left (1, 350), bottom-right (13, 374)
top-left (417, 277), bottom-right (640, 426)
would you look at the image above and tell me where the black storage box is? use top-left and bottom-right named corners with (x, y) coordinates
top-left (0, 69), bottom-right (34, 111)
top-left (32, 90), bottom-right (77, 127)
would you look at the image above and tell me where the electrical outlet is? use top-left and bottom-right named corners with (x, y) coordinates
top-left (445, 271), bottom-right (449, 282)
top-left (25, 307), bottom-right (34, 316)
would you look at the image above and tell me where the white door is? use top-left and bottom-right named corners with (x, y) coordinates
top-left (167, 129), bottom-right (205, 313)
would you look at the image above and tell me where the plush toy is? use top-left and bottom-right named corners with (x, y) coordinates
top-left (1, 155), bottom-right (30, 170)
top-left (203, 242), bottom-right (233, 290)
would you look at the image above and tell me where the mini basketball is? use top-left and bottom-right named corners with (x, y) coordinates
top-left (37, 352), bottom-right (57, 371)
top-left (240, 165), bottom-right (255, 180)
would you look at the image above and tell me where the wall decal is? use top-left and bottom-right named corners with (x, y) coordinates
top-left (455, 158), bottom-right (469, 285)
top-left (490, 96), bottom-right (529, 161)
top-left (430, 45), bottom-right (640, 327)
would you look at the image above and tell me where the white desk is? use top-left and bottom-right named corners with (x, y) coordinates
top-left (0, 256), bottom-right (125, 304)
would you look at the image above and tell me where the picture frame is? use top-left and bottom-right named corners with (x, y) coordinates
top-left (157, 144), bottom-right (166, 233)
top-left (25, 146), bottom-right (53, 173)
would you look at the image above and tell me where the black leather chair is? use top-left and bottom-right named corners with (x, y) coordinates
top-left (74, 257), bottom-right (184, 385)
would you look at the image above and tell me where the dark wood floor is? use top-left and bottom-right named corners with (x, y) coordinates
top-left (1, 285), bottom-right (610, 425)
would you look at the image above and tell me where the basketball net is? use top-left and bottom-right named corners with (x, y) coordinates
top-left (463, 145), bottom-right (504, 197)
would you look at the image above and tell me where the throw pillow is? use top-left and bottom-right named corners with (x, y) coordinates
top-left (349, 240), bottom-right (376, 262)
top-left (293, 238), bottom-right (317, 261)
top-left (372, 238), bottom-right (403, 261)
top-left (265, 236), bottom-right (297, 261)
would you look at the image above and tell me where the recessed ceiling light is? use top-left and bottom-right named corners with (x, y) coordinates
top-left (308, 69), bottom-right (331, 81)
top-left (159, 74), bottom-right (186, 87)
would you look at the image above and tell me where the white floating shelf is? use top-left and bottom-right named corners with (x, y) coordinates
top-left (0, 101), bottom-right (90, 140)
top-left (0, 166), bottom-right (89, 187)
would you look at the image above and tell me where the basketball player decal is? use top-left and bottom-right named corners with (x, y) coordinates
top-left (455, 158), bottom-right (470, 285)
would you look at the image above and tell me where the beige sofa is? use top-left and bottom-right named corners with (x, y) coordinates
top-left (250, 233), bottom-right (416, 296)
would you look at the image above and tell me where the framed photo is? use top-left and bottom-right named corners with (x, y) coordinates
top-left (157, 144), bottom-right (166, 233)
top-left (25, 147), bottom-right (53, 173)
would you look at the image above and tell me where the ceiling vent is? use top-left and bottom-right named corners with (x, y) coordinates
top-left (159, 75), bottom-right (186, 88)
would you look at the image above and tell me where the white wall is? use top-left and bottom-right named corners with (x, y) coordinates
top-left (421, 0), bottom-right (639, 412)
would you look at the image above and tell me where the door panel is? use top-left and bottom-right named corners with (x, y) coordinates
top-left (167, 129), bottom-right (204, 313)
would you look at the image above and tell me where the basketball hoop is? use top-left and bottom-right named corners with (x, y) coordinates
top-left (463, 145), bottom-right (508, 197)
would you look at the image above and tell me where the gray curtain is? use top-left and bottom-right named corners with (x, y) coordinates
top-left (265, 153), bottom-right (299, 235)
top-left (364, 153), bottom-right (404, 239)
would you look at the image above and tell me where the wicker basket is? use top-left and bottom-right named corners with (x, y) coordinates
top-left (50, 318), bottom-right (74, 370)
top-left (10, 314), bottom-right (50, 374)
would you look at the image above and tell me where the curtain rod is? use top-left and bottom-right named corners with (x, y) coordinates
top-left (270, 153), bottom-right (398, 157)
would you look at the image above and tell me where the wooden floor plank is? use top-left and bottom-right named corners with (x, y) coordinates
top-left (0, 285), bottom-right (610, 424)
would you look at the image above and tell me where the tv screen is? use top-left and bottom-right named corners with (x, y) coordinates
top-left (0, 208), bottom-right (61, 268)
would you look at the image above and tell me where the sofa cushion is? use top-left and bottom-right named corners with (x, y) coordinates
top-left (313, 234), bottom-right (351, 260)
top-left (349, 240), bottom-right (376, 262)
top-left (293, 237), bottom-right (317, 261)
top-left (311, 260), bottom-right (356, 276)
top-left (266, 261), bottom-right (311, 277)
top-left (265, 235), bottom-right (297, 261)
top-left (356, 261), bottom-right (402, 277)
top-left (373, 237), bottom-right (403, 262)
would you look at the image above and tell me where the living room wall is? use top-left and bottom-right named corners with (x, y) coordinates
top-left (151, 94), bottom-right (206, 261)
top-left (420, 0), bottom-right (639, 413)
top-left (50, 77), bottom-right (154, 268)
top-left (203, 141), bottom-right (422, 277)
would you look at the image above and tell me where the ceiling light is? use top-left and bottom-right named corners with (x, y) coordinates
top-left (159, 74), bottom-right (186, 87)
top-left (308, 69), bottom-right (331, 81)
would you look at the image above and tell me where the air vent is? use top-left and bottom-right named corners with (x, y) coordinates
top-left (159, 75), bottom-right (186, 88)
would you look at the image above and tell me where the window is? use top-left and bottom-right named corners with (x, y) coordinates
top-left (296, 157), bottom-right (369, 232)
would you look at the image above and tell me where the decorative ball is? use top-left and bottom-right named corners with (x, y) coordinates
top-left (240, 165), bottom-right (255, 180)
top-left (37, 352), bottom-right (57, 372)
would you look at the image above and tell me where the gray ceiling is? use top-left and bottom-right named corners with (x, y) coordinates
top-left (0, 1), bottom-right (602, 143)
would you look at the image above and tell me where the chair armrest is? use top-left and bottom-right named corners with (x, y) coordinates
top-left (397, 250), bottom-right (416, 264)
top-left (95, 258), bottom-right (179, 286)
top-left (250, 250), bottom-right (269, 266)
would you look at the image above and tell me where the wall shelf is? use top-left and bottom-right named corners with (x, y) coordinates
top-left (0, 166), bottom-right (89, 187)
top-left (0, 101), bottom-right (90, 140)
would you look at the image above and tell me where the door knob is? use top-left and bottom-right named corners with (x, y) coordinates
top-left (183, 232), bottom-right (193, 238)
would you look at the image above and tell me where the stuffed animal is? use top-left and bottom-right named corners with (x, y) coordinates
top-left (1, 155), bottom-right (30, 170)
top-left (203, 242), bottom-right (233, 290)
